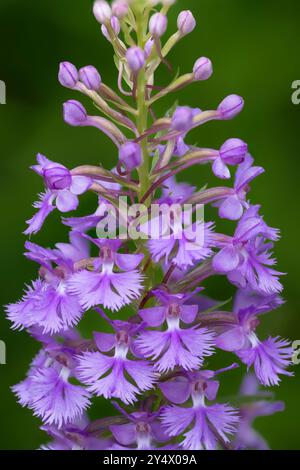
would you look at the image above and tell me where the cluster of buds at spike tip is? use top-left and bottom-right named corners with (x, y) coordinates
top-left (8, 0), bottom-right (293, 452)
top-left (59, 62), bottom-right (101, 91)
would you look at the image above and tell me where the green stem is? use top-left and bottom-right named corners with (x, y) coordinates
top-left (135, 7), bottom-right (150, 204)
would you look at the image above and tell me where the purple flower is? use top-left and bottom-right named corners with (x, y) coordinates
top-left (146, 174), bottom-right (215, 269)
top-left (212, 138), bottom-right (248, 180)
top-left (159, 176), bottom-right (196, 204)
top-left (119, 142), bottom-right (142, 171)
top-left (63, 176), bottom-right (121, 231)
top-left (215, 155), bottom-right (264, 220)
top-left (6, 233), bottom-right (88, 333)
top-left (171, 106), bottom-right (194, 132)
top-left (235, 374), bottom-right (285, 449)
top-left (41, 421), bottom-right (112, 450)
top-left (215, 290), bottom-right (293, 386)
top-left (213, 205), bottom-right (283, 295)
top-left (148, 215), bottom-right (215, 269)
top-left (160, 370), bottom-right (239, 450)
top-left (13, 349), bottom-right (90, 429)
top-left (25, 154), bottom-right (92, 235)
top-left (136, 289), bottom-right (215, 372)
top-left (159, 107), bottom-right (202, 157)
top-left (110, 409), bottom-right (170, 450)
top-left (76, 322), bottom-right (157, 404)
top-left (67, 237), bottom-right (144, 311)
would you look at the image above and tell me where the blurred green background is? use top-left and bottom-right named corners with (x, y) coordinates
top-left (0, 0), bottom-right (300, 449)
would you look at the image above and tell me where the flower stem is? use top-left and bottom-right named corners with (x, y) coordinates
top-left (135, 7), bottom-right (150, 204)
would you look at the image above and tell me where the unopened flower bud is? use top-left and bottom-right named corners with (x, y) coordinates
top-left (220, 138), bottom-right (248, 165)
top-left (93, 0), bottom-right (112, 24)
top-left (144, 38), bottom-right (155, 59)
top-left (58, 62), bottom-right (79, 89)
top-left (112, 0), bottom-right (128, 19)
top-left (193, 57), bottom-right (213, 81)
top-left (177, 10), bottom-right (196, 36)
top-left (149, 13), bottom-right (167, 38)
top-left (119, 142), bottom-right (142, 171)
top-left (63, 100), bottom-right (88, 126)
top-left (126, 47), bottom-right (145, 72)
top-left (101, 16), bottom-right (121, 41)
top-left (171, 107), bottom-right (194, 132)
top-left (79, 66), bottom-right (102, 91)
top-left (43, 164), bottom-right (72, 190)
top-left (218, 95), bottom-right (244, 120)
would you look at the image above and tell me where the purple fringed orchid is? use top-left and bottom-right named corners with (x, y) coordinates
top-left (216, 155), bottom-right (264, 220)
top-left (13, 342), bottom-right (91, 429)
top-left (215, 289), bottom-right (293, 386)
top-left (235, 374), bottom-right (285, 450)
top-left (8, 0), bottom-right (293, 451)
top-left (25, 154), bottom-right (92, 235)
top-left (63, 175), bottom-right (121, 232)
top-left (41, 420), bottom-right (112, 450)
top-left (213, 205), bottom-right (283, 295)
top-left (76, 318), bottom-right (157, 404)
top-left (169, 107), bottom-right (202, 157)
top-left (109, 406), bottom-right (171, 450)
top-left (160, 367), bottom-right (239, 450)
top-left (212, 138), bottom-right (248, 180)
top-left (147, 179), bottom-right (216, 268)
top-left (6, 233), bottom-right (88, 334)
top-left (136, 289), bottom-right (215, 372)
top-left (67, 237), bottom-right (144, 311)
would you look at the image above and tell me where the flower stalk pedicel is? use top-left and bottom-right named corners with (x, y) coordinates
top-left (7, 0), bottom-right (293, 450)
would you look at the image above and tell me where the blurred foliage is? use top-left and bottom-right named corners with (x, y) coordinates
top-left (0, 0), bottom-right (299, 449)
